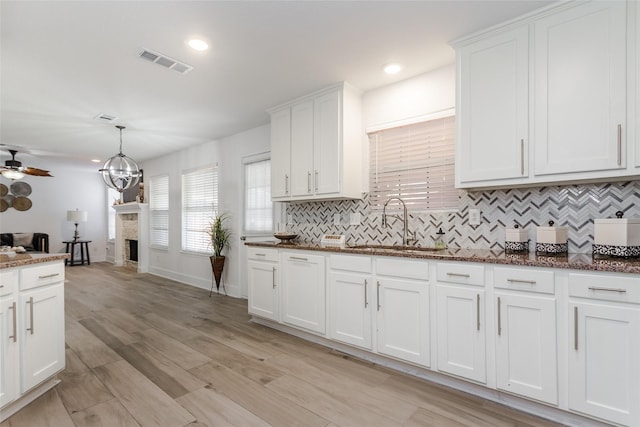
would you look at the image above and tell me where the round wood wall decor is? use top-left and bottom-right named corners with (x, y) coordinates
top-left (12, 196), bottom-right (32, 211)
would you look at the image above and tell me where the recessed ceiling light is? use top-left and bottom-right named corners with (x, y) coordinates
top-left (383, 63), bottom-right (402, 75)
top-left (188, 39), bottom-right (208, 51)
top-left (91, 159), bottom-right (101, 163)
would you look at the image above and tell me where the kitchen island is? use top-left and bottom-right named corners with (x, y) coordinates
top-left (1, 252), bottom-right (68, 421)
top-left (246, 241), bottom-right (640, 427)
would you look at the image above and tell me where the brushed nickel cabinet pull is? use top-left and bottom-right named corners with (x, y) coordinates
top-left (520, 139), bottom-right (525, 175)
top-left (285, 174), bottom-right (289, 194)
top-left (497, 297), bottom-right (502, 336)
top-left (307, 171), bottom-right (311, 193)
top-left (476, 294), bottom-right (480, 331)
top-left (289, 256), bottom-right (308, 261)
top-left (377, 281), bottom-right (381, 311)
top-left (255, 253), bottom-right (266, 257)
top-left (27, 297), bottom-right (34, 335)
top-left (38, 273), bottom-right (59, 279)
top-left (364, 279), bottom-right (368, 308)
top-left (617, 124), bottom-right (622, 166)
top-left (315, 170), bottom-right (319, 192)
top-left (588, 286), bottom-right (627, 293)
top-left (9, 302), bottom-right (17, 342)
top-left (447, 272), bottom-right (470, 278)
top-left (574, 306), bottom-right (578, 351)
top-left (272, 267), bottom-right (276, 289)
top-left (507, 278), bottom-right (536, 285)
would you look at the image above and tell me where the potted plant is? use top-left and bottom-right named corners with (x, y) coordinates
top-left (206, 213), bottom-right (231, 295)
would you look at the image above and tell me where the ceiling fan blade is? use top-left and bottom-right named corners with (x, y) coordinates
top-left (23, 167), bottom-right (53, 177)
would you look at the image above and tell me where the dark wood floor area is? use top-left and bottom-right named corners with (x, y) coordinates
top-left (2, 263), bottom-right (564, 426)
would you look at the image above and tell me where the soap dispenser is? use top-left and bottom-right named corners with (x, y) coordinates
top-left (434, 228), bottom-right (446, 249)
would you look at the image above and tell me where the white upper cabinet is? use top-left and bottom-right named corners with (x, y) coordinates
top-left (270, 108), bottom-right (291, 198)
top-left (268, 83), bottom-right (363, 201)
top-left (453, 1), bottom-right (635, 189)
top-left (457, 25), bottom-right (529, 185)
top-left (534, 1), bottom-right (627, 176)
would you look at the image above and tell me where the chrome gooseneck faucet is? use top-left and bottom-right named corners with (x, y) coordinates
top-left (382, 197), bottom-right (416, 246)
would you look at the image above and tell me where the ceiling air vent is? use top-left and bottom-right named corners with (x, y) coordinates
top-left (138, 48), bottom-right (193, 74)
top-left (94, 113), bottom-right (118, 122)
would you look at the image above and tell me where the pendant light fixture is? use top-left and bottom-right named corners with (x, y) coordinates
top-left (99, 125), bottom-right (141, 193)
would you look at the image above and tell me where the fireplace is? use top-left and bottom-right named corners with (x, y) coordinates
top-left (113, 202), bottom-right (148, 273)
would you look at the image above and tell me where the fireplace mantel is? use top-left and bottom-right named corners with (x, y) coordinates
top-left (112, 202), bottom-right (149, 273)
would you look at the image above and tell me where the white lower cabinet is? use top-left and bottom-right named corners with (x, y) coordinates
top-left (376, 277), bottom-right (429, 367)
top-left (568, 273), bottom-right (640, 426)
top-left (247, 248), bottom-right (279, 322)
top-left (281, 252), bottom-right (326, 334)
top-left (436, 285), bottom-right (486, 383)
top-left (1, 261), bottom-right (65, 422)
top-left (328, 270), bottom-right (372, 349)
top-left (494, 267), bottom-right (558, 405)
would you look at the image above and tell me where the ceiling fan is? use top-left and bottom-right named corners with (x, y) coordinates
top-left (1, 149), bottom-right (53, 179)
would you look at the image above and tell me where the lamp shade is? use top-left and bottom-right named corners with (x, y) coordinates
top-left (67, 210), bottom-right (88, 223)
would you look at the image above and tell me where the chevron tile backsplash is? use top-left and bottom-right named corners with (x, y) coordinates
top-left (285, 181), bottom-right (640, 252)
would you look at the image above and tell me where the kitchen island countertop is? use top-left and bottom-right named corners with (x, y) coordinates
top-left (246, 241), bottom-right (640, 275)
top-left (0, 252), bottom-right (70, 269)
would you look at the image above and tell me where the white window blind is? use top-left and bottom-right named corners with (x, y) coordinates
top-left (149, 174), bottom-right (169, 248)
top-left (244, 157), bottom-right (273, 234)
top-left (182, 166), bottom-right (218, 253)
top-left (107, 187), bottom-right (120, 241)
top-left (369, 115), bottom-right (457, 212)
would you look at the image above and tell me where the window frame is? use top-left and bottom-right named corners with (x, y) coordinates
top-left (242, 152), bottom-right (274, 237)
top-left (149, 174), bottom-right (170, 249)
top-left (367, 108), bottom-right (458, 213)
top-left (181, 165), bottom-right (219, 255)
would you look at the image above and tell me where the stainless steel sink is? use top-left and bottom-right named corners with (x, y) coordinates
top-left (347, 244), bottom-right (445, 253)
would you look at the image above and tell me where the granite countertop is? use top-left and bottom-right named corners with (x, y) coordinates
top-left (246, 241), bottom-right (640, 275)
top-left (0, 252), bottom-right (70, 269)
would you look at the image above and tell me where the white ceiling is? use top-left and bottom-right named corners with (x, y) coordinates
top-left (1, 0), bottom-right (554, 167)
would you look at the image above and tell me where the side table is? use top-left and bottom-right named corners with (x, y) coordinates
top-left (63, 240), bottom-right (91, 266)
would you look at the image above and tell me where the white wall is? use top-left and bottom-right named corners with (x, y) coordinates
top-left (0, 158), bottom-right (109, 260)
top-left (362, 63), bottom-right (455, 129)
top-left (142, 124), bottom-right (270, 298)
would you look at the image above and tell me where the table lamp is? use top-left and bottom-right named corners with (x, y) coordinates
top-left (67, 209), bottom-right (88, 242)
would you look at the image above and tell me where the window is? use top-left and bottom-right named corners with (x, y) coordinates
top-left (182, 166), bottom-right (218, 253)
top-left (243, 154), bottom-right (272, 234)
top-left (107, 187), bottom-right (120, 240)
top-left (369, 114), bottom-right (457, 212)
top-left (149, 174), bottom-right (169, 247)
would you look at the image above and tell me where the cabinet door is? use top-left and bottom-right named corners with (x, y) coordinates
top-left (495, 293), bottom-right (558, 405)
top-left (534, 1), bottom-right (626, 175)
top-left (377, 278), bottom-right (430, 367)
top-left (270, 108), bottom-right (291, 199)
top-left (436, 285), bottom-right (486, 383)
top-left (247, 260), bottom-right (278, 321)
top-left (281, 253), bottom-right (325, 334)
top-left (569, 302), bottom-right (640, 426)
top-left (19, 283), bottom-right (65, 392)
top-left (290, 100), bottom-right (314, 197)
top-left (328, 271), bottom-right (372, 349)
top-left (314, 90), bottom-right (341, 195)
top-left (457, 25), bottom-right (529, 184)
top-left (0, 297), bottom-right (18, 408)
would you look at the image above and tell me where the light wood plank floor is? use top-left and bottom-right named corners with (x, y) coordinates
top-left (2, 263), bottom-right (565, 427)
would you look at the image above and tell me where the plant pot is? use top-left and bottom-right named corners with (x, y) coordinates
top-left (210, 255), bottom-right (226, 290)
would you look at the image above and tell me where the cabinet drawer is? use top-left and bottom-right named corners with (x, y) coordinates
top-left (247, 247), bottom-right (279, 262)
top-left (494, 267), bottom-right (554, 294)
top-left (569, 273), bottom-right (640, 304)
top-left (436, 262), bottom-right (484, 286)
top-left (19, 262), bottom-right (65, 291)
top-left (330, 254), bottom-right (371, 273)
top-left (0, 269), bottom-right (17, 296)
top-left (376, 258), bottom-right (428, 281)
